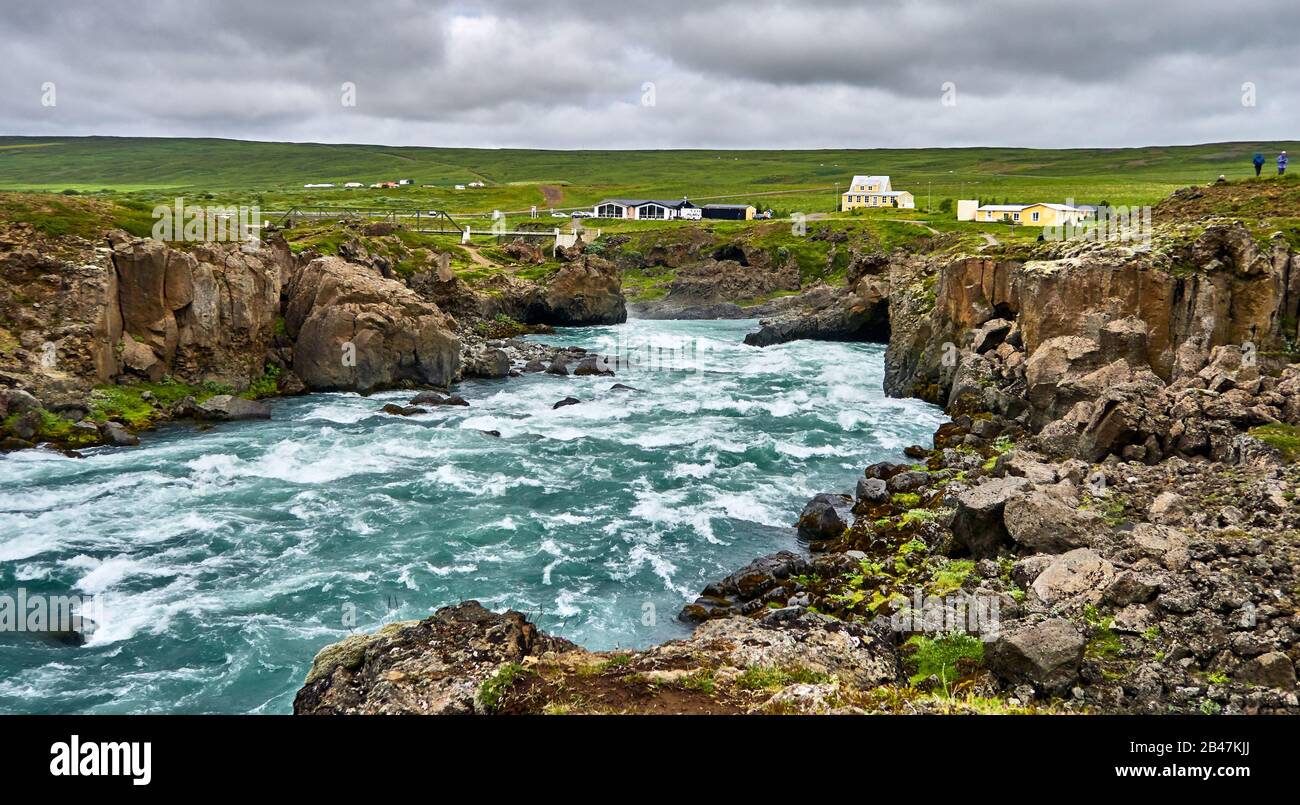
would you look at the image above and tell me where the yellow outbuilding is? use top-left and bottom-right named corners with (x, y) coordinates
top-left (972, 202), bottom-right (1090, 226)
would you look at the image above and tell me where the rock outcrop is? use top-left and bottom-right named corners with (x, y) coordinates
top-left (0, 226), bottom-right (122, 401)
top-left (108, 232), bottom-right (288, 389)
top-left (635, 246), bottom-right (801, 320)
top-left (410, 254), bottom-right (626, 329)
top-left (744, 253), bottom-right (898, 346)
top-left (523, 256), bottom-right (626, 326)
top-left (295, 600), bottom-right (902, 715)
top-left (294, 601), bottom-right (577, 715)
top-left (284, 256), bottom-right (460, 393)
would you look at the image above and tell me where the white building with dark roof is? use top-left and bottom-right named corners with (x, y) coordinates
top-left (592, 198), bottom-right (700, 220)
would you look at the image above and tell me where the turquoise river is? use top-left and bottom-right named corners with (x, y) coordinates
top-left (0, 318), bottom-right (944, 713)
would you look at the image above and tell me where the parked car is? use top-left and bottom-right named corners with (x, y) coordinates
top-left (551, 211), bottom-right (569, 218)
top-left (571, 210), bottom-right (594, 218)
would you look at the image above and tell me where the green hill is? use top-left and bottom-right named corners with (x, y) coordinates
top-left (1, 136), bottom-right (1296, 216)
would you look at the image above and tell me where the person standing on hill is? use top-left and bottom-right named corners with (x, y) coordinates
top-left (1279, 151), bottom-right (1289, 176)
top-left (1253, 152), bottom-right (1265, 176)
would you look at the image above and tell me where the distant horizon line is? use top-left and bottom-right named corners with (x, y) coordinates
top-left (2, 133), bottom-right (1298, 154)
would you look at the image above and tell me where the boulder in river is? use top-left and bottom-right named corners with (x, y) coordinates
top-left (410, 391), bottom-right (470, 407)
top-left (544, 358), bottom-right (569, 376)
top-left (99, 421), bottom-right (140, 446)
top-left (553, 397), bottom-right (581, 409)
top-left (195, 395), bottom-right (272, 421)
top-left (797, 493), bottom-right (851, 542)
top-left (464, 348), bottom-right (510, 379)
top-left (381, 404), bottom-right (427, 416)
top-left (573, 356), bottom-right (613, 376)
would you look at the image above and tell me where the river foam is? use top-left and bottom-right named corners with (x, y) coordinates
top-left (0, 317), bottom-right (943, 713)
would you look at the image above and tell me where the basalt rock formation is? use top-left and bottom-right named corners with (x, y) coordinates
top-left (1, 206), bottom-right (638, 451)
top-left (743, 250), bottom-right (930, 346)
top-left (742, 212), bottom-right (1300, 466)
top-left (635, 246), bottom-right (802, 320)
top-left (521, 255), bottom-right (627, 326)
top-left (284, 255), bottom-right (460, 393)
top-left (0, 225), bottom-right (294, 399)
top-left (0, 224), bottom-right (123, 404)
top-left (0, 220), bottom-right (467, 449)
top-left (410, 254), bottom-right (626, 329)
top-left (884, 222), bottom-right (1300, 464)
top-left (107, 231), bottom-right (289, 389)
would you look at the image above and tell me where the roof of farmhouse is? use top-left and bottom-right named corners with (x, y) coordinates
top-left (977, 202), bottom-right (1084, 212)
top-left (596, 198), bottom-right (696, 208)
top-left (846, 174), bottom-right (891, 187)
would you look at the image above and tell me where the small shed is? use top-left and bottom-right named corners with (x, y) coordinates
top-left (701, 204), bottom-right (755, 220)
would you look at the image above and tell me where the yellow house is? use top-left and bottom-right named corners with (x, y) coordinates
top-left (841, 175), bottom-right (915, 210)
top-left (973, 202), bottom-right (1088, 226)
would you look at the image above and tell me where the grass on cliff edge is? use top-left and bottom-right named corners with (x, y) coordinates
top-left (1249, 423), bottom-right (1300, 462)
top-left (0, 192), bottom-right (155, 239)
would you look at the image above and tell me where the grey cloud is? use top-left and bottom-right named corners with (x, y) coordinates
top-left (0, 0), bottom-right (1295, 148)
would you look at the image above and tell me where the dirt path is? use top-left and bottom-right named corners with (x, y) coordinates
top-left (539, 184), bottom-right (564, 209)
top-left (463, 244), bottom-right (497, 268)
top-left (901, 219), bottom-right (940, 235)
top-left (981, 232), bottom-right (1000, 246)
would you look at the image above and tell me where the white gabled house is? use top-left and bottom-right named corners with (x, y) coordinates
top-left (592, 197), bottom-right (700, 220)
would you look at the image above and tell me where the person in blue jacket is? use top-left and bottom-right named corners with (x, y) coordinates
top-left (1253, 152), bottom-right (1265, 176)
top-left (1279, 151), bottom-right (1289, 176)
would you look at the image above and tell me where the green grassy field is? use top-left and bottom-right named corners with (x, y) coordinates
top-left (2, 136), bottom-right (1297, 217)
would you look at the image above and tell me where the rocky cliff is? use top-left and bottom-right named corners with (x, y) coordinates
top-left (1, 209), bottom-right (636, 451)
top-left (0, 218), bottom-right (464, 449)
top-left (107, 231), bottom-right (289, 389)
top-left (883, 221), bottom-right (1299, 464)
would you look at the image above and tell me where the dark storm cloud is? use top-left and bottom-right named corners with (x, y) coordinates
top-left (0, 0), bottom-right (1294, 147)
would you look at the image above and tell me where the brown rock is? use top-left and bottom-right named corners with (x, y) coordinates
top-left (285, 256), bottom-right (459, 393)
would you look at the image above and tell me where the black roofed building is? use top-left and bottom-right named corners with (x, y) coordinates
top-left (700, 203), bottom-right (756, 220)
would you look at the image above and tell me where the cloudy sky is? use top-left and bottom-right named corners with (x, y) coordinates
top-left (1, 0), bottom-right (1294, 149)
